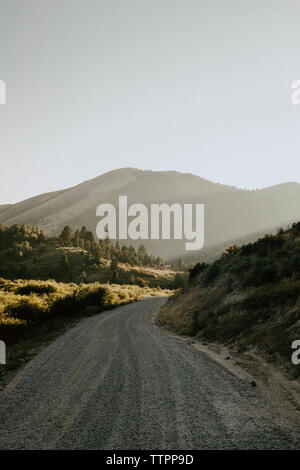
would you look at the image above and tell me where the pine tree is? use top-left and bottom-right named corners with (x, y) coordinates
top-left (60, 226), bottom-right (73, 245)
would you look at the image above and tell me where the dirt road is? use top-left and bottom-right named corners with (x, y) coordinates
top-left (0, 297), bottom-right (298, 449)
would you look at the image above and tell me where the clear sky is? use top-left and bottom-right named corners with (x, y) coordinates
top-left (0, 0), bottom-right (300, 203)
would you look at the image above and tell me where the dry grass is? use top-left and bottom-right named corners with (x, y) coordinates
top-left (0, 277), bottom-right (172, 342)
top-left (158, 277), bottom-right (300, 378)
top-left (0, 277), bottom-right (173, 381)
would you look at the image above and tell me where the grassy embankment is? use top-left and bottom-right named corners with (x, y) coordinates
top-left (158, 223), bottom-right (300, 377)
top-left (0, 277), bottom-right (172, 378)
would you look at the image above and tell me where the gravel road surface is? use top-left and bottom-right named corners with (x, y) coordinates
top-left (0, 297), bottom-right (298, 449)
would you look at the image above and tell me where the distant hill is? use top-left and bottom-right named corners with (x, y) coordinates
top-left (1, 168), bottom-right (299, 259)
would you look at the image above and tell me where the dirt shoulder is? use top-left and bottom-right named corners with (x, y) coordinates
top-left (158, 326), bottom-right (300, 439)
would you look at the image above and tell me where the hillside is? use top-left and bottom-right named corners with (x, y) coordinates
top-left (178, 220), bottom-right (295, 265)
top-left (1, 168), bottom-right (299, 259)
top-left (0, 205), bottom-right (12, 215)
top-left (0, 223), bottom-right (184, 289)
top-left (158, 222), bottom-right (300, 377)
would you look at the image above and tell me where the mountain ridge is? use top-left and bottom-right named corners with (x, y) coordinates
top-left (1, 168), bottom-right (299, 259)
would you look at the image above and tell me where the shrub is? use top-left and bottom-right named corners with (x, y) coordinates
top-left (5, 296), bottom-right (48, 324)
top-left (202, 263), bottom-right (219, 286)
top-left (173, 273), bottom-right (185, 288)
top-left (188, 263), bottom-right (208, 281)
top-left (136, 277), bottom-right (148, 287)
top-left (258, 264), bottom-right (278, 285)
top-left (15, 282), bottom-right (57, 296)
top-left (242, 259), bottom-right (278, 287)
top-left (0, 278), bottom-right (172, 345)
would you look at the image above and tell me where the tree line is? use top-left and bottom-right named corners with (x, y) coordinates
top-left (59, 225), bottom-right (165, 268)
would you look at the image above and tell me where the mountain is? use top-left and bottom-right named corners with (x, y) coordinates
top-left (0, 204), bottom-right (12, 215)
top-left (0, 168), bottom-right (299, 259)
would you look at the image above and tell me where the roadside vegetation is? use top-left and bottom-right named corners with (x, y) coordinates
top-left (158, 222), bottom-right (300, 377)
top-left (0, 222), bottom-right (180, 381)
top-left (0, 277), bottom-right (172, 377)
top-left (0, 277), bottom-right (171, 342)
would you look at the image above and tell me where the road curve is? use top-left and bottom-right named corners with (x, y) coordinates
top-left (0, 297), bottom-right (298, 450)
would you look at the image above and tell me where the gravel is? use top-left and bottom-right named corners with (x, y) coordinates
top-left (0, 297), bottom-right (298, 449)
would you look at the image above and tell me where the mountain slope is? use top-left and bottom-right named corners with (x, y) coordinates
top-left (0, 204), bottom-right (12, 215)
top-left (0, 168), bottom-right (232, 229)
top-left (1, 168), bottom-right (299, 259)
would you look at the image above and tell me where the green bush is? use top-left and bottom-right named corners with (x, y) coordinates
top-left (188, 263), bottom-right (208, 281)
top-left (202, 263), bottom-right (219, 286)
top-left (15, 282), bottom-right (57, 296)
top-left (5, 297), bottom-right (48, 324)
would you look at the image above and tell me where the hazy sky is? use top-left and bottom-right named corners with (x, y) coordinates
top-left (0, 0), bottom-right (300, 203)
